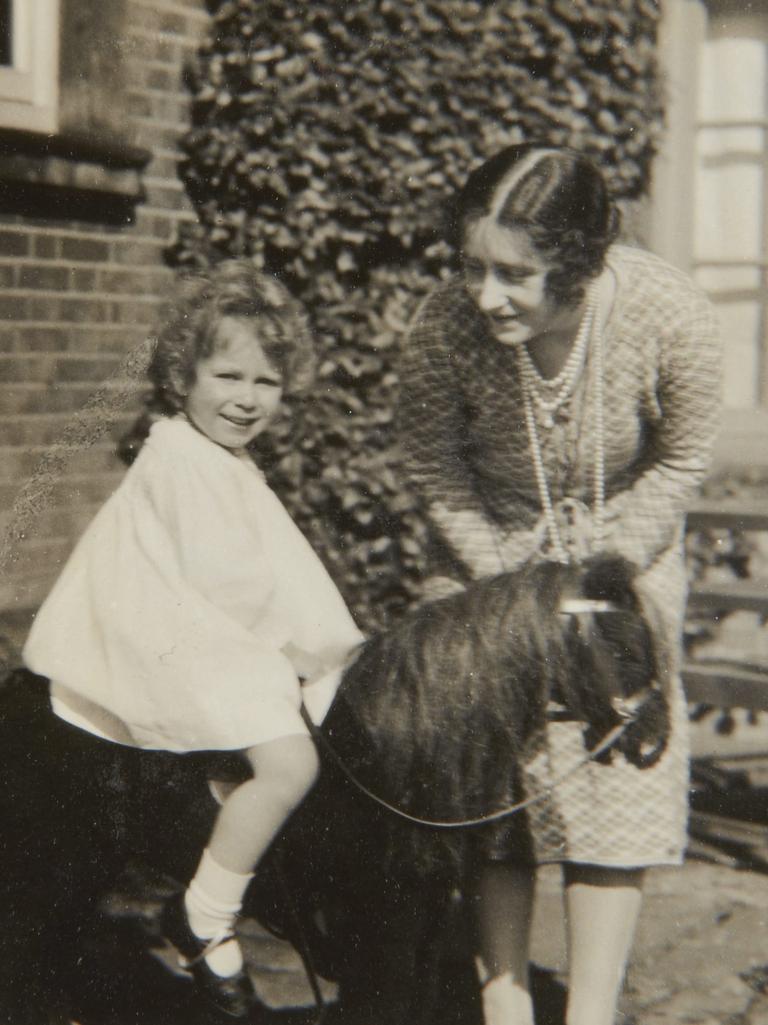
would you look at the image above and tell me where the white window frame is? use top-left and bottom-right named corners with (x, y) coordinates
top-left (0, 0), bottom-right (59, 133)
top-left (652, 0), bottom-right (768, 462)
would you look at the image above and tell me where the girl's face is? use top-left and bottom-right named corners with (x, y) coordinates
top-left (183, 316), bottom-right (283, 450)
top-left (462, 218), bottom-right (569, 347)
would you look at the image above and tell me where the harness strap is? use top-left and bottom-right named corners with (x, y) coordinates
top-left (272, 855), bottom-right (328, 1023)
top-left (300, 704), bottom-right (632, 830)
top-left (178, 928), bottom-right (236, 969)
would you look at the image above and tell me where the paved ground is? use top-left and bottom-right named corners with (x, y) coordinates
top-left (535, 860), bottom-right (768, 1025)
top-left (87, 854), bottom-right (768, 1025)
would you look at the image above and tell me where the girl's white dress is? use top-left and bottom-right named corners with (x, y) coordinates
top-left (23, 417), bottom-right (364, 752)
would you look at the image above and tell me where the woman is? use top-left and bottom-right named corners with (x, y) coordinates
top-left (396, 144), bottom-right (721, 1025)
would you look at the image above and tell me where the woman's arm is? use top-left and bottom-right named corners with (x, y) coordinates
top-left (602, 291), bottom-right (722, 568)
top-left (397, 291), bottom-right (506, 578)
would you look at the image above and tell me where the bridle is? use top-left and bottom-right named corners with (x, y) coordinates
top-left (299, 687), bottom-right (647, 830)
top-left (299, 597), bottom-right (655, 829)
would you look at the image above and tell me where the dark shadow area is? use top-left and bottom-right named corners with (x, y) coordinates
top-left (0, 182), bottom-right (142, 224)
top-left (0, 668), bottom-right (486, 1025)
top-left (689, 758), bottom-right (768, 872)
top-left (0, 667), bottom-right (217, 1024)
top-left (0, 665), bottom-right (577, 1025)
top-left (530, 965), bottom-right (569, 1025)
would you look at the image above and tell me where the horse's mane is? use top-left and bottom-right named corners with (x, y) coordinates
top-left (321, 555), bottom-right (668, 876)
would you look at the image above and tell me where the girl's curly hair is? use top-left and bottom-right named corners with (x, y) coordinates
top-left (146, 260), bottom-right (316, 415)
top-left (449, 144), bottom-right (620, 306)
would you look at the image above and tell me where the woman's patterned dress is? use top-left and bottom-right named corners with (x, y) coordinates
top-left (397, 244), bottom-right (721, 867)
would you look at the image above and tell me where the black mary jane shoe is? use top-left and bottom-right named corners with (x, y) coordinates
top-left (160, 892), bottom-right (259, 1019)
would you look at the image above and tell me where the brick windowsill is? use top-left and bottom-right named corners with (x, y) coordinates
top-left (0, 128), bottom-right (152, 224)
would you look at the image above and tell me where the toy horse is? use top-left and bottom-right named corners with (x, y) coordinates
top-left (0, 555), bottom-right (668, 1024)
top-left (252, 555), bottom-right (670, 1023)
top-left (308, 554), bottom-right (668, 870)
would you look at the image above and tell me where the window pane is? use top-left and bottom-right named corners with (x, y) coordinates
top-left (0, 0), bottom-right (11, 67)
top-left (694, 129), bottom-right (766, 264)
top-left (700, 35), bottom-right (766, 122)
top-left (696, 265), bottom-right (762, 295)
top-left (694, 9), bottom-right (768, 409)
top-left (717, 302), bottom-right (762, 407)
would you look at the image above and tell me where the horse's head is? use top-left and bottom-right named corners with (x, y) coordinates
top-left (319, 555), bottom-right (669, 876)
top-left (553, 556), bottom-right (669, 768)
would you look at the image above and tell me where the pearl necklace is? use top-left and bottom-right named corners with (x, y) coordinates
top-left (516, 282), bottom-right (599, 429)
top-left (515, 289), bottom-right (605, 564)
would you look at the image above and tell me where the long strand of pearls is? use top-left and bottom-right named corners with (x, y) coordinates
top-left (515, 285), bottom-right (606, 564)
top-left (519, 375), bottom-right (570, 563)
top-left (516, 282), bottom-right (599, 429)
top-left (591, 317), bottom-right (606, 551)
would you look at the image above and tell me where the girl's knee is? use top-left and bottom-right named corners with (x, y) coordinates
top-left (246, 735), bottom-right (320, 804)
top-left (285, 738), bottom-right (320, 793)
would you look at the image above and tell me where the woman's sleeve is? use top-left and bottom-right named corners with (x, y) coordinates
top-left (603, 290), bottom-right (722, 568)
top-left (397, 291), bottom-right (506, 577)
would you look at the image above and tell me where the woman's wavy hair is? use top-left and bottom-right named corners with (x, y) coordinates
top-left (146, 260), bottom-right (315, 416)
top-left (450, 144), bottom-right (620, 305)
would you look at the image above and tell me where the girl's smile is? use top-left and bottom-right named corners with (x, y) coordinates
top-left (183, 316), bottom-right (283, 450)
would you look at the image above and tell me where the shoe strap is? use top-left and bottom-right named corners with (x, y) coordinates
top-left (179, 928), bottom-right (237, 969)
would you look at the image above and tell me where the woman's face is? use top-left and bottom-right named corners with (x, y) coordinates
top-left (462, 218), bottom-right (567, 347)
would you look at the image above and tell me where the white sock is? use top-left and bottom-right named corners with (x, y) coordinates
top-left (184, 848), bottom-right (253, 978)
top-left (479, 970), bottom-right (535, 1025)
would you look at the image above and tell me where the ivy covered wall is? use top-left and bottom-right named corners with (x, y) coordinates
top-left (170, 0), bottom-right (662, 630)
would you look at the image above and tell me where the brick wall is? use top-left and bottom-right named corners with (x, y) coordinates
top-left (0, 0), bottom-right (211, 657)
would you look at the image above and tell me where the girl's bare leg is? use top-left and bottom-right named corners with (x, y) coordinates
top-left (209, 734), bottom-right (319, 873)
top-left (563, 864), bottom-right (644, 1025)
top-left (183, 734), bottom-right (319, 976)
top-left (474, 861), bottom-right (536, 1025)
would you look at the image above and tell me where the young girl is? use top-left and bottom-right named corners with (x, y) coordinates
top-left (23, 261), bottom-right (364, 1019)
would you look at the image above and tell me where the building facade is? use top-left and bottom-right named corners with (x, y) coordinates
top-left (1, 0), bottom-right (765, 655)
top-left (0, 0), bottom-right (210, 654)
top-left (652, 0), bottom-right (768, 466)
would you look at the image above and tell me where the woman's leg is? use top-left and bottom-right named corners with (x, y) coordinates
top-left (183, 734), bottom-right (319, 976)
top-left (473, 861), bottom-right (536, 1025)
top-left (563, 864), bottom-right (644, 1025)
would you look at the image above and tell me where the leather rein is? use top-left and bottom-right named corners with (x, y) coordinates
top-left (300, 689), bottom-right (646, 831)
